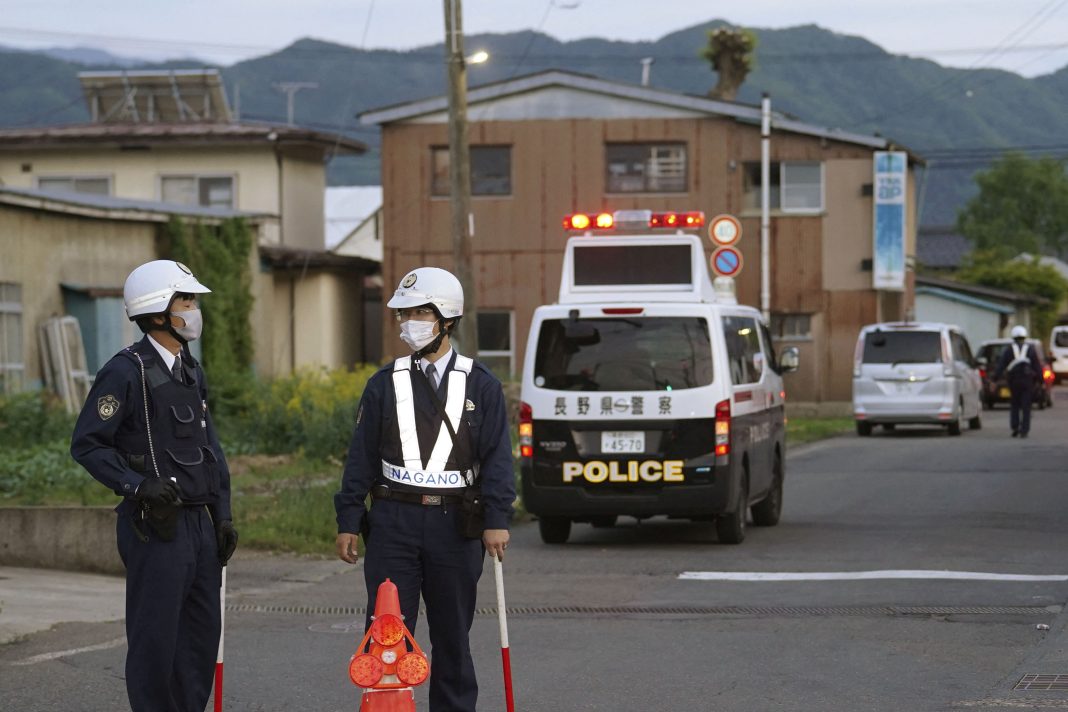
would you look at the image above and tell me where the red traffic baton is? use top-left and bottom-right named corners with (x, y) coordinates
top-left (214, 566), bottom-right (226, 712)
top-left (493, 554), bottom-right (515, 712)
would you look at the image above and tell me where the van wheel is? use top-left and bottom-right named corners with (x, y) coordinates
top-left (856, 421), bottom-right (873, 437)
top-left (969, 412), bottom-right (982, 430)
top-left (538, 516), bottom-right (571, 544)
top-left (589, 515), bottom-right (617, 528)
top-left (716, 475), bottom-right (748, 544)
top-left (948, 402), bottom-right (964, 436)
top-left (751, 452), bottom-right (783, 527)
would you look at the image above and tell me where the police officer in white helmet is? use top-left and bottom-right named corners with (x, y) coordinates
top-left (71, 260), bottom-right (237, 712)
top-left (335, 267), bottom-right (515, 712)
top-left (993, 324), bottom-right (1044, 438)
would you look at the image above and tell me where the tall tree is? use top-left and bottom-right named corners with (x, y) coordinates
top-left (701, 28), bottom-right (757, 101)
top-left (957, 153), bottom-right (1068, 259)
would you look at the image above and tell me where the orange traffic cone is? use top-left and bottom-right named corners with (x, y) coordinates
top-left (350, 579), bottom-right (430, 712)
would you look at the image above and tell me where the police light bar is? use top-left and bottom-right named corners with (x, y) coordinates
top-left (563, 210), bottom-right (705, 232)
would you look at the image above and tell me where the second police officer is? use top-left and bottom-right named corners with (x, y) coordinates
top-left (71, 260), bottom-right (238, 712)
top-left (993, 324), bottom-right (1044, 438)
top-left (335, 267), bottom-right (515, 712)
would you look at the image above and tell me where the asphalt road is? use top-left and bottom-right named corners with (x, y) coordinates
top-left (3, 391), bottom-right (1068, 711)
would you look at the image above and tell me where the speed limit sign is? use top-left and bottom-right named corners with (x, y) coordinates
top-left (708, 214), bottom-right (742, 246)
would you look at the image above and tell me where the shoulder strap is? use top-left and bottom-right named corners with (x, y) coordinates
top-left (390, 358), bottom-right (422, 469)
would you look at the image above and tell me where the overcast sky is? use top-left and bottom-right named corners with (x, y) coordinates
top-left (3, 0), bottom-right (1068, 77)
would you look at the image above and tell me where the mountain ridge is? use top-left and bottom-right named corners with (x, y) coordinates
top-left (3, 20), bottom-right (1067, 227)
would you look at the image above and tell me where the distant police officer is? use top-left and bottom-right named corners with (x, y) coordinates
top-left (71, 260), bottom-right (238, 712)
top-left (994, 325), bottom-right (1043, 439)
top-left (335, 267), bottom-right (515, 712)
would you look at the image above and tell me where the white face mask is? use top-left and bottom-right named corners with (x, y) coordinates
top-left (399, 320), bottom-right (436, 351)
top-left (173, 308), bottom-right (203, 342)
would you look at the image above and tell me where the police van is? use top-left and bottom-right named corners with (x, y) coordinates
top-left (519, 210), bottom-right (799, 545)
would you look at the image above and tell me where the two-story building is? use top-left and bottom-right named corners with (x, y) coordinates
top-left (360, 70), bottom-right (920, 404)
top-left (0, 69), bottom-right (377, 385)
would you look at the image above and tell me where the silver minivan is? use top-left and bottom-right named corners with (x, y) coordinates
top-left (852, 322), bottom-right (982, 436)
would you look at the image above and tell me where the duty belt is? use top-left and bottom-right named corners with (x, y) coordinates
top-left (371, 484), bottom-right (462, 507)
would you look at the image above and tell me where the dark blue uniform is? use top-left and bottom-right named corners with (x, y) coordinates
top-left (71, 336), bottom-right (231, 712)
top-left (994, 341), bottom-right (1043, 436)
top-left (335, 353), bottom-right (515, 712)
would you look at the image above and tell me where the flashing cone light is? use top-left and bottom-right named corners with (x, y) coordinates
top-left (350, 579), bottom-right (430, 712)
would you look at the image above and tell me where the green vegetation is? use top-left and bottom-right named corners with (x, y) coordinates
top-left (956, 153), bottom-right (1068, 259)
top-left (786, 416), bottom-right (854, 445)
top-left (958, 256), bottom-right (1068, 341)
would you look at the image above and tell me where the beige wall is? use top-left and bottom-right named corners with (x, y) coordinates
top-left (280, 152), bottom-right (326, 250)
top-left (0, 204), bottom-right (159, 386)
top-left (0, 147), bottom-right (281, 214)
top-left (270, 270), bottom-right (366, 372)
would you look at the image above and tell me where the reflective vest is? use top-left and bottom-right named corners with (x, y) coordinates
top-left (380, 354), bottom-right (475, 494)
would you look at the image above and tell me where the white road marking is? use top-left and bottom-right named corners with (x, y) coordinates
top-left (678, 570), bottom-right (1068, 582)
top-left (10, 636), bottom-right (126, 666)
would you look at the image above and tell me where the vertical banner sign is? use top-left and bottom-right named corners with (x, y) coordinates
top-left (872, 151), bottom-right (907, 291)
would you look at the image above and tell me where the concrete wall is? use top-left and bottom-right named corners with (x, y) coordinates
top-left (0, 507), bottom-right (123, 575)
top-left (270, 269), bottom-right (366, 371)
top-left (280, 150), bottom-right (326, 250)
top-left (0, 204), bottom-right (159, 387)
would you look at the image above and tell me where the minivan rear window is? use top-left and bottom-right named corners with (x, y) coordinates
top-left (862, 331), bottom-right (943, 364)
top-left (1055, 330), bottom-right (1068, 347)
top-left (534, 317), bottom-right (713, 391)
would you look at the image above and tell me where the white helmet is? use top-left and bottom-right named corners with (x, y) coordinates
top-left (124, 260), bottom-right (211, 319)
top-left (1011, 325), bottom-right (1028, 339)
top-left (386, 267), bottom-right (463, 319)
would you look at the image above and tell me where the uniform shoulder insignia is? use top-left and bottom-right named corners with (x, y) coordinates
top-left (97, 395), bottom-right (120, 421)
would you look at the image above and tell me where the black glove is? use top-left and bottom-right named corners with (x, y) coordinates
top-left (134, 477), bottom-right (180, 507)
top-left (216, 519), bottom-right (238, 566)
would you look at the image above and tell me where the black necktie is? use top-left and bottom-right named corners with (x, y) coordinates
top-left (425, 363), bottom-right (438, 391)
top-left (172, 357), bottom-right (184, 385)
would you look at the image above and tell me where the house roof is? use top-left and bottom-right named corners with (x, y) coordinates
top-left (0, 121), bottom-right (366, 155)
top-left (914, 286), bottom-right (1016, 315)
top-left (360, 69), bottom-right (908, 154)
top-left (0, 186), bottom-right (270, 223)
top-left (915, 274), bottom-right (1046, 306)
top-left (325, 186), bottom-right (383, 250)
top-left (259, 244), bottom-right (379, 273)
top-left (916, 226), bottom-right (972, 269)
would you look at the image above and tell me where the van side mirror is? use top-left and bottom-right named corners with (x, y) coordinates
top-left (976, 356), bottom-right (987, 368)
top-left (779, 346), bottom-right (800, 373)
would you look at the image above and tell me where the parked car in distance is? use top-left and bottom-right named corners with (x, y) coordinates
top-left (1050, 325), bottom-right (1068, 384)
top-left (977, 338), bottom-right (1054, 409)
top-left (852, 322), bottom-right (983, 436)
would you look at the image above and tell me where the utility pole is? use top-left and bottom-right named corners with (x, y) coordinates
top-left (273, 81), bottom-right (318, 125)
top-left (760, 93), bottom-right (771, 322)
top-left (444, 0), bottom-right (478, 354)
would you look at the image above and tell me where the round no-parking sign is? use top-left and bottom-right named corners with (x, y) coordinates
top-left (711, 246), bottom-right (743, 278)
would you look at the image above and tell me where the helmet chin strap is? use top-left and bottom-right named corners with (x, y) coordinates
top-left (413, 316), bottom-right (459, 360)
top-left (165, 310), bottom-right (190, 346)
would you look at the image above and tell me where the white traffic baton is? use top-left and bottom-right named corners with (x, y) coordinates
top-left (493, 554), bottom-right (515, 712)
top-left (214, 566), bottom-right (226, 712)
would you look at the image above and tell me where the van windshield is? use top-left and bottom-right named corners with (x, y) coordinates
top-left (1055, 330), bottom-right (1068, 347)
top-left (863, 331), bottom-right (943, 364)
top-left (534, 317), bottom-right (713, 391)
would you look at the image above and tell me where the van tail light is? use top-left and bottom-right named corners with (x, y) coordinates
top-left (979, 368), bottom-right (986, 380)
top-left (714, 399), bottom-right (731, 457)
top-left (519, 401), bottom-right (533, 459)
top-left (942, 337), bottom-right (954, 377)
top-left (853, 337), bottom-right (864, 378)
top-left (1044, 367), bottom-right (1054, 383)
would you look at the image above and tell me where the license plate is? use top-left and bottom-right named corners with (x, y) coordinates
top-left (999, 387), bottom-right (1011, 398)
top-left (601, 431), bottom-right (645, 453)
